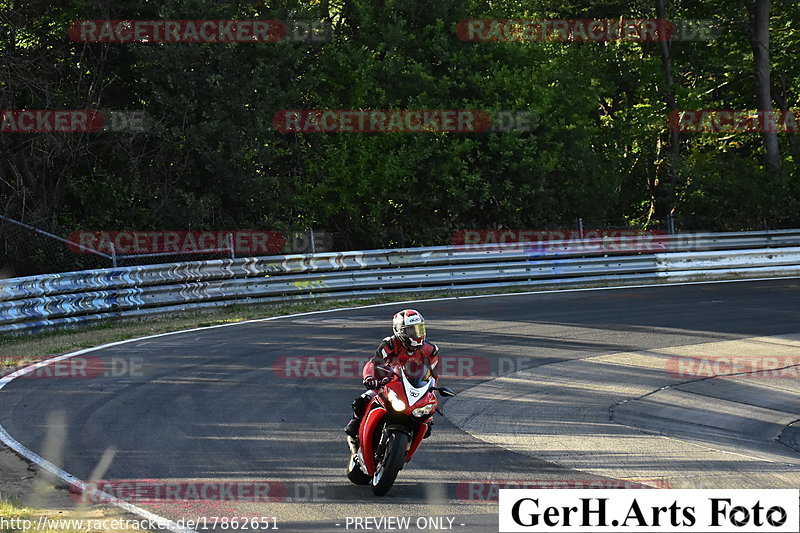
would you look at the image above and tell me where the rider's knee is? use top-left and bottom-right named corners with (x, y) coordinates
top-left (352, 395), bottom-right (369, 416)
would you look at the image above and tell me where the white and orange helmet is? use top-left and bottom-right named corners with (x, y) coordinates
top-left (392, 309), bottom-right (426, 351)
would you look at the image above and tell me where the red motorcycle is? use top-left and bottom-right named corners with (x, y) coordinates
top-left (345, 360), bottom-right (455, 495)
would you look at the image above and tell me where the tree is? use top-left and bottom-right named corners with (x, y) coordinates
top-left (655, 0), bottom-right (680, 218)
top-left (751, 0), bottom-right (781, 171)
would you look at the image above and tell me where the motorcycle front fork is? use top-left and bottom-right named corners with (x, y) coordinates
top-left (346, 434), bottom-right (359, 457)
top-left (376, 431), bottom-right (390, 457)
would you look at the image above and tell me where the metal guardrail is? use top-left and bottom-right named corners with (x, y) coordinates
top-left (2, 230), bottom-right (800, 335)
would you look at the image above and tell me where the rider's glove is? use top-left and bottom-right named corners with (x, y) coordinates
top-left (363, 376), bottom-right (380, 390)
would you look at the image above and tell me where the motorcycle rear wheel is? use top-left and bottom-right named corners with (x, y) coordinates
top-left (371, 432), bottom-right (409, 496)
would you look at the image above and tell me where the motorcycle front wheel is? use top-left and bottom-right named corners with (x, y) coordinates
top-left (371, 431), bottom-right (409, 496)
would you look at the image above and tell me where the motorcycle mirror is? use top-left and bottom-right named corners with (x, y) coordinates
top-left (436, 386), bottom-right (456, 397)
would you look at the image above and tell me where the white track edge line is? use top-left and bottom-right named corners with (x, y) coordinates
top-left (0, 423), bottom-right (197, 533)
top-left (0, 275), bottom-right (797, 531)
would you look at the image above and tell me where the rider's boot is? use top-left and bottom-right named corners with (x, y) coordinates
top-left (344, 417), bottom-right (360, 437)
top-left (344, 395), bottom-right (369, 437)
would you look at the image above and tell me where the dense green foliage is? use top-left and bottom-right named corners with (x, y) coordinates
top-left (1, 0), bottom-right (798, 252)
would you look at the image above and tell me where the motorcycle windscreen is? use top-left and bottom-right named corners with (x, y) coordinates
top-left (402, 359), bottom-right (433, 388)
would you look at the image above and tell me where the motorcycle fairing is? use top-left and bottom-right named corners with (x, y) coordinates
top-left (358, 403), bottom-right (387, 475)
top-left (406, 421), bottom-right (427, 462)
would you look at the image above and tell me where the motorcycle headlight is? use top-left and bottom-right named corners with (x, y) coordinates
top-left (412, 403), bottom-right (436, 417)
top-left (386, 389), bottom-right (406, 411)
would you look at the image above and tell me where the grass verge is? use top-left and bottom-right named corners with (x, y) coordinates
top-left (0, 495), bottom-right (145, 532)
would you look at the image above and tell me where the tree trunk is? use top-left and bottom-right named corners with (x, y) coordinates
top-left (655, 0), bottom-right (680, 217)
top-left (771, 77), bottom-right (800, 169)
top-left (751, 0), bottom-right (780, 171)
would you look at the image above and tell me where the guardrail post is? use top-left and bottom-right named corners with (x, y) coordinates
top-left (110, 242), bottom-right (117, 268)
top-left (578, 218), bottom-right (584, 239)
top-left (309, 228), bottom-right (316, 254)
top-left (667, 213), bottom-right (675, 235)
top-left (228, 233), bottom-right (235, 259)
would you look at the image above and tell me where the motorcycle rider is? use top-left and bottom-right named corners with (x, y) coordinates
top-left (344, 309), bottom-right (440, 439)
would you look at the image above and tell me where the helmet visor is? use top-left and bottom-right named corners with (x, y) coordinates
top-left (404, 323), bottom-right (426, 339)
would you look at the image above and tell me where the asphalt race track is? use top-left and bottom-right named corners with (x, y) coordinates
top-left (1, 279), bottom-right (799, 532)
